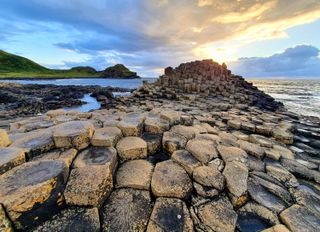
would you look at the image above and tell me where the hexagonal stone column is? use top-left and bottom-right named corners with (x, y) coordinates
top-left (186, 139), bottom-right (218, 163)
top-left (116, 137), bottom-right (147, 161)
top-left (0, 129), bottom-right (10, 147)
top-left (91, 127), bottom-right (122, 147)
top-left (147, 198), bottom-right (193, 232)
top-left (0, 147), bottom-right (25, 175)
top-left (0, 160), bottom-right (68, 230)
top-left (162, 132), bottom-right (187, 155)
top-left (151, 160), bottom-right (192, 199)
top-left (53, 121), bottom-right (94, 150)
top-left (101, 188), bottom-right (153, 232)
top-left (117, 119), bottom-right (143, 137)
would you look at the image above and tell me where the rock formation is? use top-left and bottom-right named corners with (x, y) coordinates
top-left (0, 60), bottom-right (320, 231)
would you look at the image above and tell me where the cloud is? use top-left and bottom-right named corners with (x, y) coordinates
top-left (228, 45), bottom-right (320, 78)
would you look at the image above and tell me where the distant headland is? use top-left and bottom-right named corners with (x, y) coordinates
top-left (0, 50), bottom-right (139, 79)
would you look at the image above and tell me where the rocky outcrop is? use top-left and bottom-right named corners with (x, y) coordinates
top-left (101, 64), bottom-right (139, 78)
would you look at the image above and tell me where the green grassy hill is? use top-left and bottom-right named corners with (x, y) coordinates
top-left (0, 50), bottom-right (139, 79)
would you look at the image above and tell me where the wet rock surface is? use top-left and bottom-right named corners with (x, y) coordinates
top-left (1, 60), bottom-right (320, 231)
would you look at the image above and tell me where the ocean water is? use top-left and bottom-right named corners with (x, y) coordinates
top-left (249, 79), bottom-right (320, 118)
top-left (1, 78), bottom-right (319, 118)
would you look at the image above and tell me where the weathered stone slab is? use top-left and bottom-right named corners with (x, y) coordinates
top-left (239, 140), bottom-right (265, 159)
top-left (144, 117), bottom-right (170, 134)
top-left (171, 149), bottom-right (201, 175)
top-left (272, 128), bottom-right (294, 145)
top-left (162, 132), bottom-right (187, 155)
top-left (0, 129), bottom-right (10, 147)
top-left (118, 119), bottom-right (143, 136)
top-left (91, 126), bottom-right (122, 147)
top-left (101, 188), bottom-right (153, 232)
top-left (64, 165), bottom-right (113, 207)
top-left (142, 133), bottom-right (162, 155)
top-left (196, 196), bottom-right (238, 232)
top-left (186, 139), bottom-right (218, 163)
top-left (0, 160), bottom-right (68, 230)
top-left (171, 125), bottom-right (199, 140)
top-left (160, 110), bottom-right (181, 125)
top-left (116, 137), bottom-right (147, 161)
top-left (33, 207), bottom-right (100, 232)
top-left (0, 147), bottom-right (25, 175)
top-left (249, 134), bottom-right (274, 148)
top-left (217, 145), bottom-right (247, 163)
top-left (147, 198), bottom-right (193, 232)
top-left (151, 160), bottom-right (192, 199)
top-left (0, 204), bottom-right (14, 232)
top-left (223, 161), bottom-right (248, 206)
top-left (53, 121), bottom-right (94, 150)
top-left (193, 165), bottom-right (225, 190)
top-left (116, 159), bottom-right (154, 190)
top-left (280, 204), bottom-right (320, 232)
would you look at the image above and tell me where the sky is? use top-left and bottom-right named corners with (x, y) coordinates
top-left (0, 0), bottom-right (320, 78)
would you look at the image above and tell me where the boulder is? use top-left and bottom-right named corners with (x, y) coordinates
top-left (186, 139), bottom-right (218, 163)
top-left (116, 137), bottom-right (147, 161)
top-left (193, 165), bottom-right (225, 190)
top-left (162, 132), bottom-right (187, 155)
top-left (141, 133), bottom-right (162, 155)
top-left (101, 188), bottom-right (153, 232)
top-left (116, 159), bottom-right (154, 190)
top-left (117, 119), bottom-right (143, 136)
top-left (53, 121), bottom-right (94, 150)
top-left (144, 117), bottom-right (170, 134)
top-left (0, 147), bottom-right (25, 175)
top-left (217, 145), bottom-right (247, 163)
top-left (91, 127), bottom-right (122, 147)
top-left (0, 129), bottom-right (10, 147)
top-left (147, 198), bottom-right (193, 232)
top-left (171, 150), bottom-right (201, 175)
top-left (195, 196), bottom-right (238, 232)
top-left (223, 161), bottom-right (248, 206)
top-left (0, 160), bottom-right (68, 230)
top-left (280, 204), bottom-right (320, 232)
top-left (64, 165), bottom-right (113, 207)
top-left (151, 160), bottom-right (192, 199)
top-left (32, 207), bottom-right (100, 232)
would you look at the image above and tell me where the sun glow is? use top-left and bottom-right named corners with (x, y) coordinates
top-left (193, 44), bottom-right (238, 64)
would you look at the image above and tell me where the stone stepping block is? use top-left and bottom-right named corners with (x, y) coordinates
top-left (171, 125), bottom-right (200, 140)
top-left (32, 148), bottom-right (78, 168)
top-left (162, 132), bottom-right (187, 155)
top-left (272, 128), bottom-right (294, 145)
top-left (116, 137), bottom-right (147, 161)
top-left (217, 145), bottom-right (248, 163)
top-left (223, 161), bottom-right (248, 207)
top-left (249, 134), bottom-right (274, 148)
top-left (53, 121), bottom-right (94, 150)
top-left (117, 119), bottom-right (143, 137)
top-left (218, 132), bottom-right (238, 146)
top-left (239, 140), bottom-right (265, 159)
top-left (0, 160), bottom-right (68, 230)
top-left (144, 117), bottom-right (170, 134)
top-left (115, 159), bottom-right (154, 190)
top-left (10, 130), bottom-right (55, 159)
top-left (32, 207), bottom-right (100, 232)
top-left (266, 145), bottom-right (294, 160)
top-left (186, 139), bottom-right (218, 163)
top-left (227, 119), bottom-right (242, 129)
top-left (280, 204), bottom-right (320, 232)
top-left (72, 147), bottom-right (118, 172)
top-left (101, 188), bottom-right (153, 232)
top-left (241, 122), bottom-right (256, 132)
top-left (195, 196), bottom-right (237, 232)
top-left (193, 165), bottom-right (225, 191)
top-left (160, 110), bottom-right (181, 126)
top-left (146, 197), bottom-right (193, 232)
top-left (141, 133), bottom-right (162, 155)
top-left (171, 150), bottom-right (201, 176)
top-left (91, 127), bottom-right (122, 147)
top-left (64, 165), bottom-right (113, 207)
top-left (0, 147), bottom-right (25, 175)
top-left (0, 129), bottom-right (10, 147)
top-left (151, 160), bottom-right (192, 199)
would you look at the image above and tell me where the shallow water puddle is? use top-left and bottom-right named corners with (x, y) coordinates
top-left (237, 212), bottom-right (272, 232)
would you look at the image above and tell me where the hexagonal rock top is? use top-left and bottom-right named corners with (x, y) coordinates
top-left (0, 147), bottom-right (25, 175)
top-left (33, 207), bottom-right (100, 232)
top-left (151, 160), bottom-right (192, 199)
top-left (160, 110), bottom-right (181, 126)
top-left (186, 139), bottom-right (218, 163)
top-left (101, 188), bottom-right (153, 232)
top-left (147, 197), bottom-right (193, 232)
top-left (53, 121), bottom-right (94, 150)
top-left (217, 145), bottom-right (247, 163)
top-left (10, 130), bottom-right (55, 159)
top-left (116, 137), bottom-right (147, 161)
top-left (117, 119), bottom-right (143, 137)
top-left (116, 159), bottom-right (154, 190)
top-left (0, 160), bottom-right (68, 230)
top-left (0, 129), bottom-right (11, 147)
top-left (91, 126), bottom-right (122, 147)
top-left (162, 132), bottom-right (187, 155)
top-left (193, 165), bottom-right (225, 191)
top-left (72, 147), bottom-right (118, 171)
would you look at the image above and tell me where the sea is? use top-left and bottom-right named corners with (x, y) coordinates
top-left (1, 78), bottom-right (319, 118)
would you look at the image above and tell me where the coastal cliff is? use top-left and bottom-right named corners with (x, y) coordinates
top-left (0, 60), bottom-right (319, 231)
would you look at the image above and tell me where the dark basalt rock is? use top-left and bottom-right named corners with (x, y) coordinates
top-left (101, 64), bottom-right (139, 79)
